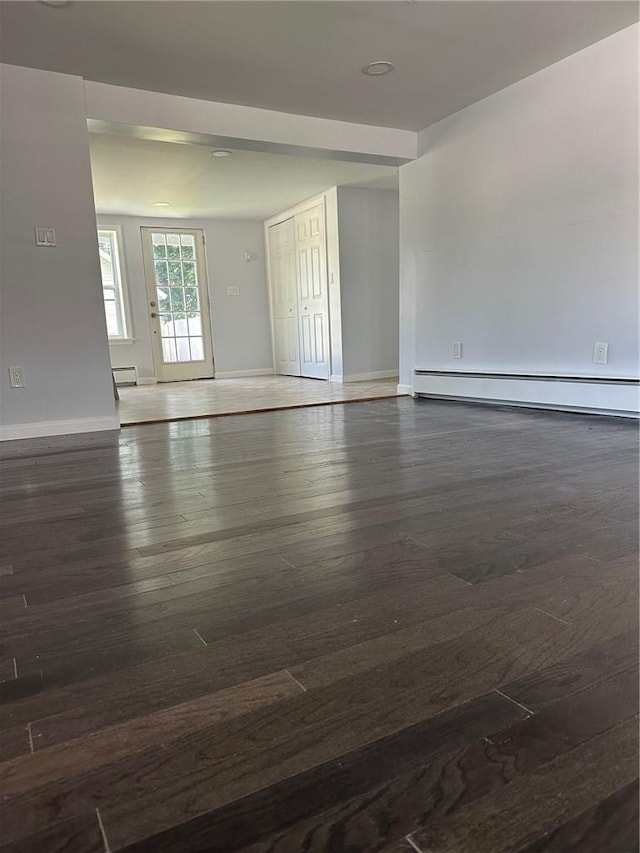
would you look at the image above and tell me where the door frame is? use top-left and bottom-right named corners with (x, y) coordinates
top-left (141, 226), bottom-right (215, 382)
top-left (264, 192), bottom-right (333, 379)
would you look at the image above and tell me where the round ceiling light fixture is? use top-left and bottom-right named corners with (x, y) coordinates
top-left (210, 149), bottom-right (232, 158)
top-left (153, 201), bottom-right (171, 208)
top-left (362, 60), bottom-right (394, 77)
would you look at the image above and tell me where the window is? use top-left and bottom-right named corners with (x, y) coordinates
top-left (97, 228), bottom-right (129, 340)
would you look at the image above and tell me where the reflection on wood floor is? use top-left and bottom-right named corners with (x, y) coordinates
top-left (117, 375), bottom-right (403, 425)
top-left (0, 397), bottom-right (638, 851)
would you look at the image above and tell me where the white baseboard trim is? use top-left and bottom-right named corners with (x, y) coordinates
top-left (330, 374), bottom-right (344, 383)
top-left (215, 368), bottom-right (274, 379)
top-left (343, 370), bottom-right (399, 383)
top-left (413, 370), bottom-right (640, 417)
top-left (397, 384), bottom-right (414, 396)
top-left (0, 415), bottom-right (120, 441)
top-left (136, 377), bottom-right (157, 386)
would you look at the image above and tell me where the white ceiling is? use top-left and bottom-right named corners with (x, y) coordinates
top-left (89, 132), bottom-right (399, 219)
top-left (1, 2), bottom-right (637, 131)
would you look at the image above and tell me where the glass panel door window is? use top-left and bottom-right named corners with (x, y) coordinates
top-left (151, 232), bottom-right (205, 364)
top-left (98, 228), bottom-right (128, 339)
top-left (141, 227), bottom-right (214, 382)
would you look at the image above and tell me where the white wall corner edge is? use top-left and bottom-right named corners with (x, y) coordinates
top-left (214, 368), bottom-right (274, 379)
top-left (0, 415), bottom-right (121, 442)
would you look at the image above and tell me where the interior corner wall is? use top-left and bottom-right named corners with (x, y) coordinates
top-left (336, 187), bottom-right (400, 380)
top-left (399, 24), bottom-right (640, 391)
top-left (0, 64), bottom-right (117, 439)
top-left (99, 215), bottom-right (272, 379)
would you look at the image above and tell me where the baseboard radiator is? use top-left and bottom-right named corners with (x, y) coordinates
top-left (413, 370), bottom-right (640, 417)
top-left (112, 366), bottom-right (138, 386)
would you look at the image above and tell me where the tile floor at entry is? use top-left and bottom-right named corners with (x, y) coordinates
top-left (117, 375), bottom-right (403, 425)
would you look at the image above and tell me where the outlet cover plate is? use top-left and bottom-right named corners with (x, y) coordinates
top-left (593, 342), bottom-right (609, 364)
top-left (9, 367), bottom-right (25, 388)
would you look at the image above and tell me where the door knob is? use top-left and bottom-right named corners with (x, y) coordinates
top-left (149, 301), bottom-right (157, 308)
top-left (150, 312), bottom-right (158, 318)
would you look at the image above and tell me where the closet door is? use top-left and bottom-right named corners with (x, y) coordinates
top-left (268, 218), bottom-right (300, 376)
top-left (294, 203), bottom-right (330, 380)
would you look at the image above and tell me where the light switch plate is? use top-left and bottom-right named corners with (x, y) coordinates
top-left (34, 227), bottom-right (56, 247)
top-left (226, 286), bottom-right (240, 297)
top-left (452, 342), bottom-right (463, 359)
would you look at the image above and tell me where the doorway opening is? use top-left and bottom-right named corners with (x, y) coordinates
top-left (89, 126), bottom-right (403, 425)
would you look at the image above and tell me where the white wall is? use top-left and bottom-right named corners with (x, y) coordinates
top-left (0, 64), bottom-right (117, 440)
top-left (337, 187), bottom-right (399, 379)
top-left (99, 215), bottom-right (272, 379)
top-left (399, 24), bottom-right (639, 391)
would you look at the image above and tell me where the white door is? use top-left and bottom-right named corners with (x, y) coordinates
top-left (294, 204), bottom-right (330, 380)
top-left (141, 228), bottom-right (215, 382)
top-left (268, 219), bottom-right (300, 376)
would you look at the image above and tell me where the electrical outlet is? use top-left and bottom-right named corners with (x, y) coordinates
top-left (8, 367), bottom-right (25, 388)
top-left (593, 342), bottom-right (608, 364)
top-left (226, 286), bottom-right (240, 297)
top-left (452, 342), bottom-right (463, 359)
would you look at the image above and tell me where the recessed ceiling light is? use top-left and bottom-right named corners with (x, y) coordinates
top-left (362, 60), bottom-right (394, 77)
top-left (38, 1), bottom-right (71, 7)
top-left (153, 202), bottom-right (171, 208)
top-left (210, 150), bottom-right (232, 158)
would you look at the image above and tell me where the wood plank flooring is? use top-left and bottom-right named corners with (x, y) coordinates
top-left (117, 375), bottom-right (402, 425)
top-left (0, 397), bottom-right (638, 852)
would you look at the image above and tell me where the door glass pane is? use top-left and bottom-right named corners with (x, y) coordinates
top-left (174, 314), bottom-right (188, 336)
top-left (180, 235), bottom-right (195, 260)
top-left (189, 337), bottom-right (204, 360)
top-left (152, 233), bottom-right (167, 258)
top-left (154, 261), bottom-right (168, 286)
top-left (158, 287), bottom-right (171, 312)
top-left (166, 234), bottom-right (180, 259)
top-left (176, 337), bottom-right (191, 361)
top-left (168, 262), bottom-right (183, 286)
top-left (170, 288), bottom-right (185, 312)
top-left (184, 288), bottom-right (199, 313)
top-left (162, 338), bottom-right (177, 362)
top-left (188, 315), bottom-right (202, 336)
top-left (182, 261), bottom-right (197, 285)
top-left (160, 315), bottom-right (174, 337)
top-left (150, 231), bottom-right (207, 367)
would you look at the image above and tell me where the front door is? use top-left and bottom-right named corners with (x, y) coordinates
top-left (141, 228), bottom-right (214, 382)
top-left (294, 204), bottom-right (330, 380)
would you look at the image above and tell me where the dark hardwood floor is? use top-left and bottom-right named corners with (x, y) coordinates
top-left (0, 397), bottom-right (638, 852)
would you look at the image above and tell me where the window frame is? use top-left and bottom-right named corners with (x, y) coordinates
top-left (97, 224), bottom-right (133, 342)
